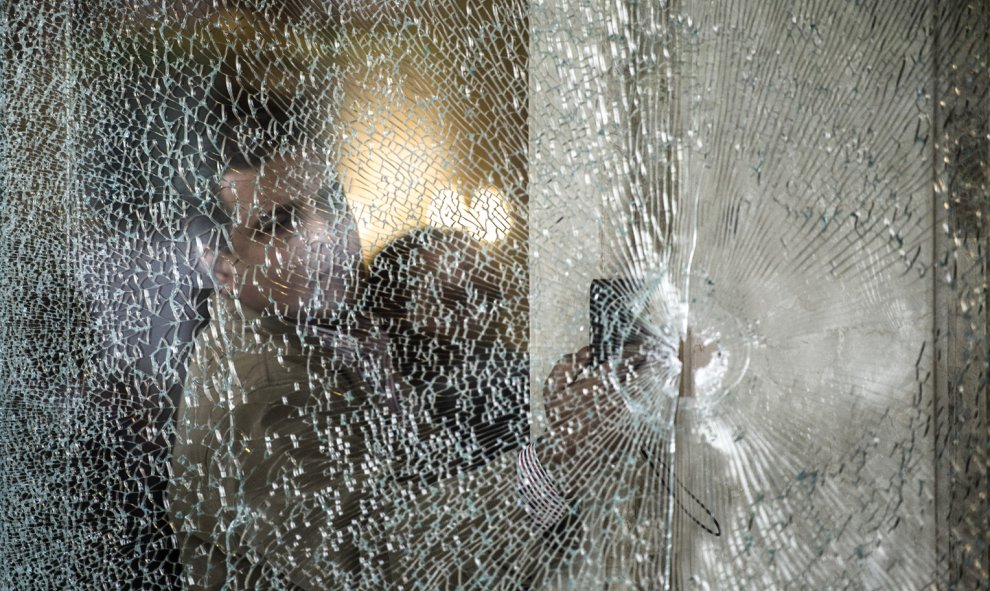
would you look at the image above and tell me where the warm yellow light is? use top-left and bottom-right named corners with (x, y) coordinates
top-left (427, 187), bottom-right (511, 243)
top-left (427, 189), bottom-right (464, 230)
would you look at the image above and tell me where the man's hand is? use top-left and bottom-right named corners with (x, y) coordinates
top-left (536, 343), bottom-right (646, 496)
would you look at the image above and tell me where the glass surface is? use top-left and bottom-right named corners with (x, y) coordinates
top-left (0, 1), bottom-right (986, 589)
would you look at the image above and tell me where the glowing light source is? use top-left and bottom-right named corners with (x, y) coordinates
top-left (427, 187), bottom-right (511, 242)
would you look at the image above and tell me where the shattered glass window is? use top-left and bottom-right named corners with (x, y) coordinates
top-left (1, 1), bottom-right (987, 589)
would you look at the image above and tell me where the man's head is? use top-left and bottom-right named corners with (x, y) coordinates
top-left (201, 155), bottom-right (363, 322)
top-left (369, 227), bottom-right (507, 346)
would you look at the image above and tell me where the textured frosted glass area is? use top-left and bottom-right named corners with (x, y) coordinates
top-left (1, 1), bottom-right (987, 590)
top-left (528, 2), bottom-right (986, 587)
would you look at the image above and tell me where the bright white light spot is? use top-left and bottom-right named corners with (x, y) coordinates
top-left (427, 186), bottom-right (511, 242)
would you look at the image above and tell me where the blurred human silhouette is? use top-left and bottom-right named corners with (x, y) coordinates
top-left (169, 142), bottom-right (644, 588)
top-left (368, 228), bottom-right (528, 478)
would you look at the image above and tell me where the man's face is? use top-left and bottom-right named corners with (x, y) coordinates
top-left (213, 157), bottom-right (363, 321)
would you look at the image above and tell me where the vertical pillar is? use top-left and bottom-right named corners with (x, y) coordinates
top-left (933, 1), bottom-right (990, 587)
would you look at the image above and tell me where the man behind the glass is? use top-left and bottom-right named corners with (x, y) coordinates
top-left (168, 140), bottom-right (640, 590)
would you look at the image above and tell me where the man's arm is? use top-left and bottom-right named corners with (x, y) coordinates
top-left (385, 346), bottom-right (640, 589)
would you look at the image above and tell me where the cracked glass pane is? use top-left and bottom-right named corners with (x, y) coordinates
top-left (1, 1), bottom-right (987, 589)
